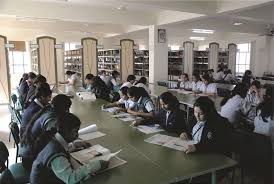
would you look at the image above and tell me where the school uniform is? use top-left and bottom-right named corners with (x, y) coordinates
top-left (191, 81), bottom-right (203, 92)
top-left (179, 81), bottom-right (192, 90)
top-left (214, 71), bottom-right (224, 81)
top-left (69, 74), bottom-right (82, 87)
top-left (120, 81), bottom-right (133, 89)
top-left (135, 83), bottom-right (151, 94)
top-left (223, 73), bottom-right (234, 83)
top-left (24, 85), bottom-right (36, 109)
top-left (117, 98), bottom-right (131, 109)
top-left (106, 76), bottom-right (119, 92)
top-left (19, 80), bottom-right (29, 103)
top-left (85, 84), bottom-right (93, 92)
top-left (199, 83), bottom-right (217, 94)
top-left (131, 96), bottom-right (155, 113)
top-left (154, 108), bottom-right (187, 135)
top-left (20, 99), bottom-right (45, 138)
top-left (220, 95), bottom-right (253, 125)
top-left (30, 133), bottom-right (102, 184)
top-left (189, 115), bottom-right (231, 154)
top-left (92, 83), bottom-right (110, 101)
top-left (245, 90), bottom-right (262, 107)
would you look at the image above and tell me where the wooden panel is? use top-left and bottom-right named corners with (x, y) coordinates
top-left (120, 39), bottom-right (134, 82)
top-left (9, 41), bottom-right (26, 52)
top-left (37, 37), bottom-right (57, 85)
top-left (0, 35), bottom-right (10, 104)
top-left (209, 42), bottom-right (219, 72)
top-left (183, 41), bottom-right (194, 78)
top-left (81, 37), bottom-right (98, 81)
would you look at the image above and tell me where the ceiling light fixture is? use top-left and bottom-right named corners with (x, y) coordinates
top-left (117, 5), bottom-right (127, 11)
top-left (190, 37), bottom-right (205, 41)
top-left (16, 16), bottom-right (57, 23)
top-left (233, 22), bottom-right (243, 26)
top-left (192, 29), bottom-right (214, 34)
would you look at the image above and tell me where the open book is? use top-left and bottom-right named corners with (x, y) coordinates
top-left (71, 144), bottom-right (126, 172)
top-left (77, 92), bottom-right (96, 100)
top-left (131, 124), bottom-right (164, 134)
top-left (145, 134), bottom-right (197, 152)
top-left (78, 124), bottom-right (105, 141)
top-left (101, 106), bottom-right (119, 113)
top-left (112, 112), bottom-right (142, 122)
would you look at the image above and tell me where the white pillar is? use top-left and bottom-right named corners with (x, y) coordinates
top-left (183, 41), bottom-right (194, 78)
top-left (149, 25), bottom-right (168, 84)
top-left (209, 42), bottom-right (219, 72)
top-left (228, 43), bottom-right (237, 76)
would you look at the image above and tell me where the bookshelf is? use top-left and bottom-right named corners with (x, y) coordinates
top-left (64, 49), bottom-right (82, 78)
top-left (193, 50), bottom-right (209, 73)
top-left (98, 49), bottom-right (120, 74)
top-left (218, 50), bottom-right (229, 66)
top-left (134, 50), bottom-right (149, 78)
top-left (168, 50), bottom-right (183, 80)
top-left (31, 48), bottom-right (39, 74)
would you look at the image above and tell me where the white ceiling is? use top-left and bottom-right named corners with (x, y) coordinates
top-left (0, 0), bottom-right (273, 43)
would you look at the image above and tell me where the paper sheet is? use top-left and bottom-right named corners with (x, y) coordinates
top-left (78, 124), bottom-right (97, 135)
top-left (133, 125), bottom-right (164, 134)
top-left (144, 134), bottom-right (175, 146)
top-left (102, 107), bottom-right (119, 113)
top-left (79, 93), bottom-right (96, 100)
top-left (177, 90), bottom-right (193, 95)
top-left (79, 131), bottom-right (105, 141)
top-left (112, 113), bottom-right (141, 122)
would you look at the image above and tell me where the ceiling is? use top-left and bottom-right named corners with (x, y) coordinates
top-left (0, 0), bottom-right (273, 44)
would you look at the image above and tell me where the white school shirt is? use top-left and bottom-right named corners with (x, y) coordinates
top-left (245, 90), bottom-right (262, 107)
top-left (179, 81), bottom-right (192, 90)
top-left (220, 95), bottom-right (252, 125)
top-left (199, 83), bottom-right (217, 94)
top-left (191, 81), bottom-right (203, 91)
top-left (254, 111), bottom-right (274, 151)
top-left (135, 83), bottom-right (151, 94)
top-left (120, 82), bottom-right (133, 89)
top-left (223, 73), bottom-right (234, 82)
top-left (117, 98), bottom-right (131, 109)
top-left (69, 74), bottom-right (82, 87)
top-left (214, 71), bottom-right (224, 81)
top-left (192, 121), bottom-right (205, 143)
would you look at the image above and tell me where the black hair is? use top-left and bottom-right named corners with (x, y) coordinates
top-left (112, 71), bottom-right (119, 79)
top-left (51, 94), bottom-right (72, 114)
top-left (201, 73), bottom-right (213, 83)
top-left (192, 72), bottom-right (201, 81)
top-left (251, 80), bottom-right (261, 89)
top-left (35, 83), bottom-right (52, 99)
top-left (66, 71), bottom-right (75, 75)
top-left (220, 83), bottom-right (248, 106)
top-left (127, 75), bottom-right (136, 82)
top-left (120, 86), bottom-right (129, 96)
top-left (224, 69), bottom-right (232, 74)
top-left (33, 74), bottom-right (47, 85)
top-left (256, 86), bottom-right (273, 122)
top-left (57, 112), bottom-right (81, 134)
top-left (138, 77), bottom-right (147, 85)
top-left (128, 86), bottom-right (149, 98)
top-left (181, 73), bottom-right (189, 81)
top-left (194, 97), bottom-right (218, 120)
top-left (242, 70), bottom-right (253, 88)
top-left (159, 92), bottom-right (179, 110)
top-left (28, 72), bottom-right (37, 80)
top-left (85, 73), bottom-right (94, 80)
top-left (19, 73), bottom-right (28, 85)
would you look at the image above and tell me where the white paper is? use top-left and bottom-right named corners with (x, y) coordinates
top-left (134, 125), bottom-right (164, 134)
top-left (93, 149), bottom-right (122, 161)
top-left (177, 90), bottom-right (193, 95)
top-left (144, 134), bottom-right (175, 146)
top-left (102, 107), bottom-right (119, 113)
top-left (112, 112), bottom-right (141, 122)
top-left (78, 93), bottom-right (96, 100)
top-left (79, 131), bottom-right (105, 141)
top-left (78, 124), bottom-right (97, 135)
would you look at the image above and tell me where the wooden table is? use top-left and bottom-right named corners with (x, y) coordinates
top-left (57, 86), bottom-right (236, 184)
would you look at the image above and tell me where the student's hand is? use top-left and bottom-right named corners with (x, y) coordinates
top-left (131, 120), bottom-right (142, 126)
top-left (185, 145), bottom-right (196, 154)
top-left (99, 160), bottom-right (109, 170)
top-left (73, 140), bottom-right (91, 149)
top-left (179, 132), bottom-right (189, 140)
top-left (101, 104), bottom-right (106, 109)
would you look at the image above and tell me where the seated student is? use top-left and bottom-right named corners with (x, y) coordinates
top-left (180, 97), bottom-right (231, 154)
top-left (120, 75), bottom-right (136, 88)
top-left (19, 72), bottom-right (36, 104)
top-left (191, 72), bottom-right (203, 92)
top-left (30, 113), bottom-right (109, 184)
top-left (220, 83), bottom-right (253, 126)
top-left (24, 74), bottom-right (47, 109)
top-left (20, 94), bottom-right (72, 171)
top-left (84, 73), bottom-right (94, 92)
top-left (127, 86), bottom-right (155, 119)
top-left (213, 66), bottom-right (224, 82)
top-left (20, 83), bottom-right (52, 138)
top-left (106, 71), bottom-right (120, 92)
top-left (99, 70), bottom-right (109, 85)
top-left (134, 77), bottom-right (151, 94)
top-left (133, 92), bottom-right (187, 135)
top-left (223, 69), bottom-right (234, 83)
top-left (242, 70), bottom-right (254, 88)
top-left (179, 73), bottom-right (192, 90)
top-left (254, 86), bottom-right (274, 147)
top-left (102, 87), bottom-right (130, 112)
top-left (60, 71), bottom-right (82, 87)
top-left (91, 76), bottom-right (110, 101)
top-left (199, 73), bottom-right (217, 95)
top-left (245, 80), bottom-right (263, 107)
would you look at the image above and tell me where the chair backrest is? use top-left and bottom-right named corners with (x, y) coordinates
top-left (0, 168), bottom-right (16, 184)
top-left (9, 122), bottom-right (20, 146)
top-left (231, 129), bottom-right (272, 183)
top-left (0, 142), bottom-right (9, 167)
top-left (8, 106), bottom-right (21, 125)
top-left (10, 94), bottom-right (17, 108)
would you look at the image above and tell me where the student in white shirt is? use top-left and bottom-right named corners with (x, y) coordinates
top-left (120, 75), bottom-right (136, 89)
top-left (102, 86), bottom-right (131, 113)
top-left (223, 69), bottom-right (234, 83)
top-left (214, 67), bottom-right (224, 82)
top-left (106, 71), bottom-right (120, 92)
top-left (245, 80), bottom-right (263, 107)
top-left (60, 71), bottom-right (82, 87)
top-left (179, 73), bottom-right (192, 90)
top-left (191, 72), bottom-right (203, 92)
top-left (99, 70), bottom-right (109, 85)
top-left (220, 83), bottom-right (253, 126)
top-left (134, 77), bottom-right (151, 94)
top-left (199, 73), bottom-right (217, 95)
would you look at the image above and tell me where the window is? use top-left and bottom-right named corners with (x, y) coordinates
top-left (236, 43), bottom-right (251, 75)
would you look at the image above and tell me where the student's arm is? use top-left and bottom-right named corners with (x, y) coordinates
top-left (102, 102), bottom-right (118, 109)
top-left (68, 76), bottom-right (76, 85)
top-left (50, 155), bottom-right (103, 184)
top-left (240, 99), bottom-right (253, 116)
top-left (128, 110), bottom-right (154, 119)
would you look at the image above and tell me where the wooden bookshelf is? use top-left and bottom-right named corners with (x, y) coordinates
top-left (64, 49), bottom-right (82, 77)
top-left (193, 50), bottom-right (209, 73)
top-left (168, 50), bottom-right (183, 80)
top-left (134, 50), bottom-right (149, 78)
top-left (218, 50), bottom-right (229, 66)
top-left (98, 49), bottom-right (120, 74)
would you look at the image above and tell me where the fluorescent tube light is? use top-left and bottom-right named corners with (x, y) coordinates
top-left (192, 29), bottom-right (214, 34)
top-left (190, 37), bottom-right (205, 41)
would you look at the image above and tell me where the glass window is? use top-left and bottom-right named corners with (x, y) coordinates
top-left (236, 43), bottom-right (251, 75)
